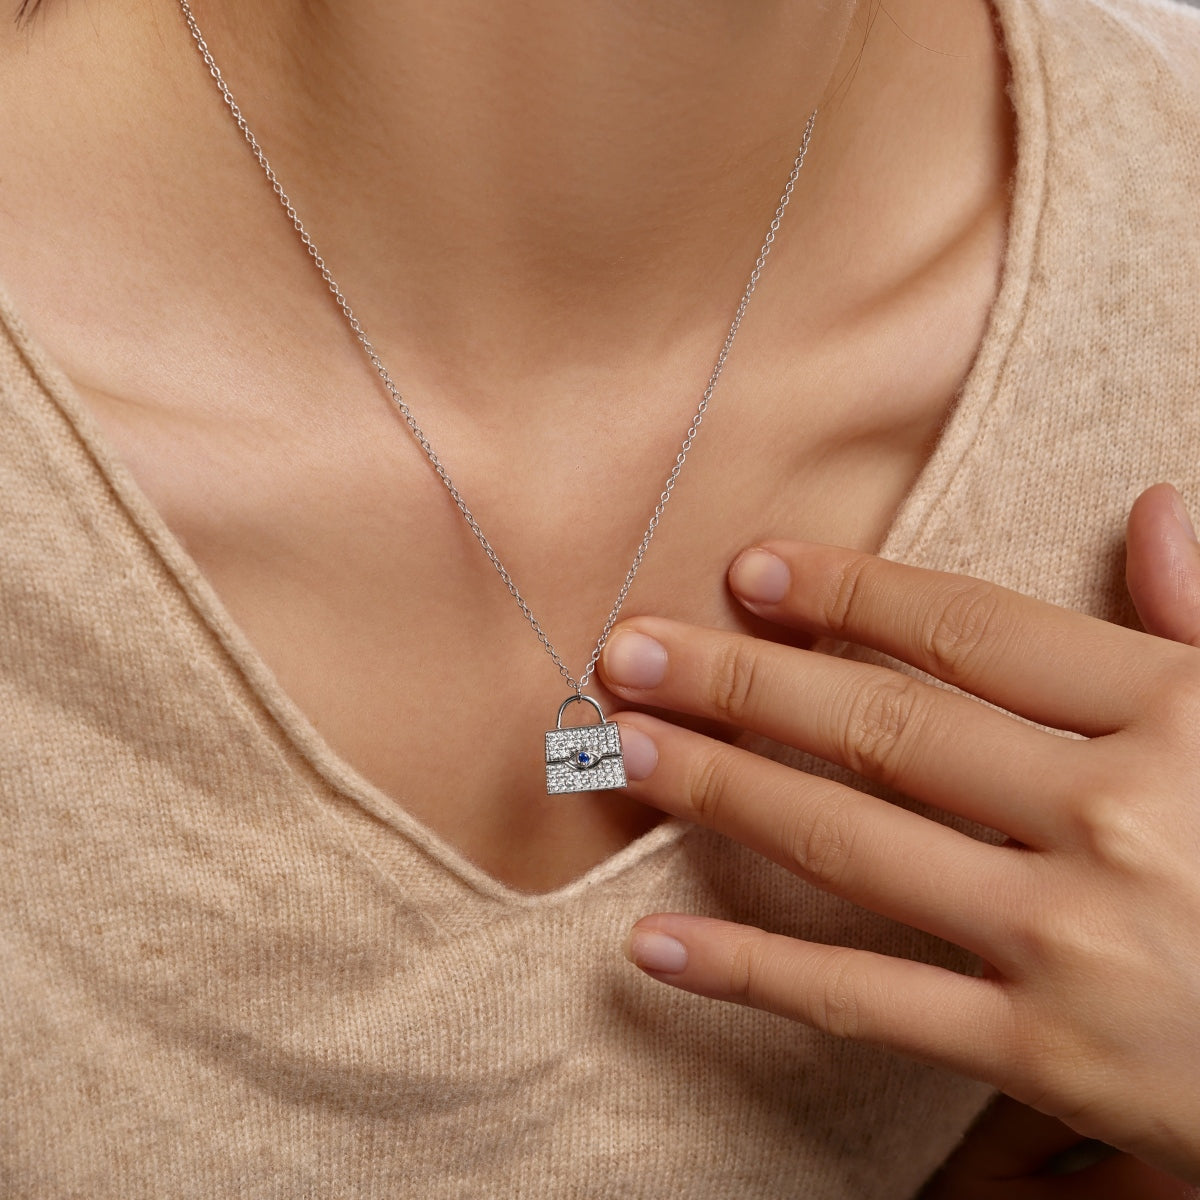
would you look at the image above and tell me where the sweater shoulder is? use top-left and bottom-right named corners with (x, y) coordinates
top-left (1029, 0), bottom-right (1200, 103)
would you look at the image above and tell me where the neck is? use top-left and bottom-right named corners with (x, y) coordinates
top-left (183, 0), bottom-right (861, 366)
top-left (4, 0), bottom-right (1010, 404)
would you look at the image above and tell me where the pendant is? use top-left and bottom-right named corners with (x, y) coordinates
top-left (545, 694), bottom-right (627, 795)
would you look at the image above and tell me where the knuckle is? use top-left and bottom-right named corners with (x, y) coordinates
top-left (684, 747), bottom-right (737, 827)
top-left (1144, 650), bottom-right (1200, 732)
top-left (810, 951), bottom-right (864, 1040)
top-left (996, 1010), bottom-right (1084, 1113)
top-left (1066, 779), bottom-right (1157, 875)
top-left (982, 993), bottom-right (1099, 1122)
top-left (840, 674), bottom-right (927, 787)
top-left (1008, 904), bottom-right (1074, 971)
top-left (707, 637), bottom-right (760, 722)
top-left (725, 930), bottom-right (770, 1004)
top-left (822, 553), bottom-right (877, 636)
top-left (1007, 884), bottom-right (1124, 978)
top-left (920, 580), bottom-right (1005, 680)
top-left (783, 792), bottom-right (858, 890)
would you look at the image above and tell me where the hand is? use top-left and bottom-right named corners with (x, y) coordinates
top-left (598, 483), bottom-right (1200, 1185)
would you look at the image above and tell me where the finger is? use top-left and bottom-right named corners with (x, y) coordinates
top-left (727, 542), bottom-right (1167, 734)
top-left (615, 712), bottom-right (1011, 954)
top-left (1126, 483), bottom-right (1200, 648)
top-left (600, 618), bottom-right (1072, 846)
top-left (624, 912), bottom-right (1009, 1084)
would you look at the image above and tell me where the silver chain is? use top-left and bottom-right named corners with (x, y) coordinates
top-left (177, 0), bottom-right (816, 694)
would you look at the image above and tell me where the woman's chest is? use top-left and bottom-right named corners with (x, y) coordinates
top-left (69, 300), bottom-right (979, 893)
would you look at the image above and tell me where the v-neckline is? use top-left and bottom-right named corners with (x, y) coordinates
top-left (0, 0), bottom-right (1046, 907)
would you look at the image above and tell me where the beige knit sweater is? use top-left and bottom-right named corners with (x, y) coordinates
top-left (3, 0), bottom-right (1200, 1196)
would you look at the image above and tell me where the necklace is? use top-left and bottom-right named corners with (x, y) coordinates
top-left (176, 0), bottom-right (817, 795)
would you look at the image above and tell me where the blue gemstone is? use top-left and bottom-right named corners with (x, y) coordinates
top-left (578, 752), bottom-right (591, 764)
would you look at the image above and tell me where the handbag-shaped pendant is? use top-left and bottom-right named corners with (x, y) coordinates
top-left (545, 694), bottom-right (627, 795)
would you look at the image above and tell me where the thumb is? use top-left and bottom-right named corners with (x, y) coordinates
top-left (1125, 483), bottom-right (1200, 647)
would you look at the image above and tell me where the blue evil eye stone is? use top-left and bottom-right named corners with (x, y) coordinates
top-left (572, 749), bottom-right (598, 769)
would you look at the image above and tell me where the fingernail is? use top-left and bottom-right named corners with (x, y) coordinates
top-left (602, 630), bottom-right (667, 689)
top-left (730, 548), bottom-right (790, 605)
top-left (624, 928), bottom-right (688, 974)
top-left (616, 723), bottom-right (658, 780)
top-left (1170, 488), bottom-right (1197, 543)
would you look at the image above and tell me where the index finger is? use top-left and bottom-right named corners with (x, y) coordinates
top-left (728, 542), bottom-right (1167, 735)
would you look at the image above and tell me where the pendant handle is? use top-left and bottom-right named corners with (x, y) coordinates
top-left (555, 694), bottom-right (607, 730)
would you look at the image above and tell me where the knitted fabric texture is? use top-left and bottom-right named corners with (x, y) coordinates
top-left (2, 0), bottom-right (1200, 1196)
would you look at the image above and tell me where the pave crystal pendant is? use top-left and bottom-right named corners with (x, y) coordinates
top-left (545, 694), bottom-right (627, 795)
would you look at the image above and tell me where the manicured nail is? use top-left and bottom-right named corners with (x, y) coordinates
top-left (616, 723), bottom-right (658, 780)
top-left (730, 548), bottom-right (790, 605)
top-left (625, 928), bottom-right (688, 974)
top-left (1170, 488), bottom-right (1197, 543)
top-left (602, 630), bottom-right (668, 689)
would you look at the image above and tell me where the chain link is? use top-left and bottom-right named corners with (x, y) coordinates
top-left (178, 0), bottom-right (816, 694)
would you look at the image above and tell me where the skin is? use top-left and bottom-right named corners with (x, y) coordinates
top-left (0, 0), bottom-right (1189, 1191)
top-left (605, 482), bottom-right (1200, 1189)
top-left (0, 0), bottom-right (1010, 892)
